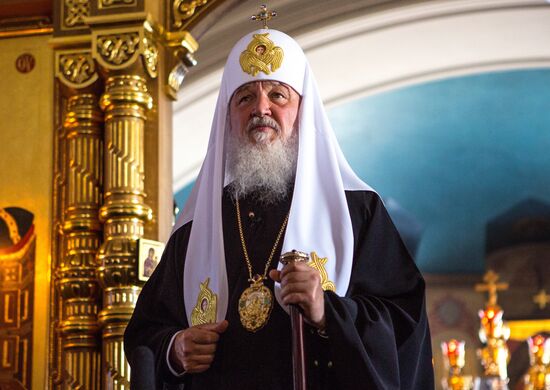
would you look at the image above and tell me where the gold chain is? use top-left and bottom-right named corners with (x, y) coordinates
top-left (236, 199), bottom-right (289, 282)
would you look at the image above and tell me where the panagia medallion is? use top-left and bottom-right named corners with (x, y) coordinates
top-left (238, 274), bottom-right (274, 332)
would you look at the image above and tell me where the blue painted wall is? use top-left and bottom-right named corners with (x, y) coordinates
top-left (174, 184), bottom-right (193, 215)
top-left (174, 69), bottom-right (550, 274)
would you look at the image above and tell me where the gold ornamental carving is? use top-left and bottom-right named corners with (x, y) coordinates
top-left (56, 50), bottom-right (99, 89)
top-left (173, 0), bottom-right (209, 28)
top-left (63, 0), bottom-right (91, 29)
top-left (93, 27), bottom-right (159, 76)
top-left (142, 36), bottom-right (159, 79)
top-left (95, 30), bottom-right (141, 69)
top-left (164, 30), bottom-right (199, 99)
top-left (99, 0), bottom-right (137, 9)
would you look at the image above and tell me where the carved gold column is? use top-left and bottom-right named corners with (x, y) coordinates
top-left (50, 1), bottom-right (221, 388)
top-left (59, 93), bottom-right (103, 389)
top-left (52, 48), bottom-right (103, 389)
top-left (97, 74), bottom-right (152, 389)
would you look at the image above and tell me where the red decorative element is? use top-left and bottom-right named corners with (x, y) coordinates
top-left (15, 53), bottom-right (35, 73)
top-left (0, 225), bottom-right (34, 255)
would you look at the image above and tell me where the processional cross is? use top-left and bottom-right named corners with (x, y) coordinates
top-left (251, 4), bottom-right (277, 29)
top-left (475, 269), bottom-right (509, 306)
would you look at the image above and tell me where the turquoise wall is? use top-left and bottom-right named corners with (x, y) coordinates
top-left (175, 69), bottom-right (550, 274)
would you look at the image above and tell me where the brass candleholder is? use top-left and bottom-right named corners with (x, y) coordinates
top-left (474, 270), bottom-right (510, 390)
top-left (441, 339), bottom-right (474, 390)
top-left (524, 334), bottom-right (550, 390)
top-left (474, 307), bottom-right (510, 390)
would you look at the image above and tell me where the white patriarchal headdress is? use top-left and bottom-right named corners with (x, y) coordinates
top-left (174, 29), bottom-right (371, 325)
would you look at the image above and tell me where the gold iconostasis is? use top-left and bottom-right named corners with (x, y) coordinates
top-left (0, 0), bottom-right (200, 387)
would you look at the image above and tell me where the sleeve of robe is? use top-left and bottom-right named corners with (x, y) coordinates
top-left (124, 223), bottom-right (193, 387)
top-left (321, 190), bottom-right (434, 389)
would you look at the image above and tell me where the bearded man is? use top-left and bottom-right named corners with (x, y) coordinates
top-left (125, 27), bottom-right (434, 390)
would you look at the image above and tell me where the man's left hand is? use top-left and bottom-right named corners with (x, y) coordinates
top-left (269, 263), bottom-right (325, 329)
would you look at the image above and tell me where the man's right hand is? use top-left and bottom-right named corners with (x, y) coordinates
top-left (169, 320), bottom-right (228, 374)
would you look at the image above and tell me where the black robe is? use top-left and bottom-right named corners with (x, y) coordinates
top-left (124, 189), bottom-right (435, 389)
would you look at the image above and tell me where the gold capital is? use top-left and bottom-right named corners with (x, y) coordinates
top-left (56, 50), bottom-right (99, 89)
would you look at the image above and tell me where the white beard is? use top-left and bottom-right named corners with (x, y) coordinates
top-left (226, 129), bottom-right (298, 204)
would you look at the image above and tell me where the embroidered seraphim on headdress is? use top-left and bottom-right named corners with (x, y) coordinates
top-left (239, 33), bottom-right (284, 76)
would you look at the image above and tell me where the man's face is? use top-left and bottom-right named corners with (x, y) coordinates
top-left (229, 81), bottom-right (301, 145)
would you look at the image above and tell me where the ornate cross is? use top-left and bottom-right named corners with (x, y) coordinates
top-left (475, 269), bottom-right (509, 306)
top-left (251, 4), bottom-right (277, 29)
top-left (533, 289), bottom-right (550, 310)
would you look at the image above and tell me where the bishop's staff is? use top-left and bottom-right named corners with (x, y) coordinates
top-left (280, 250), bottom-right (309, 390)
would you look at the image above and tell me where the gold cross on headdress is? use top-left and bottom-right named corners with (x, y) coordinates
top-left (533, 289), bottom-right (550, 310)
top-left (251, 4), bottom-right (277, 29)
top-left (475, 269), bottom-right (509, 307)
